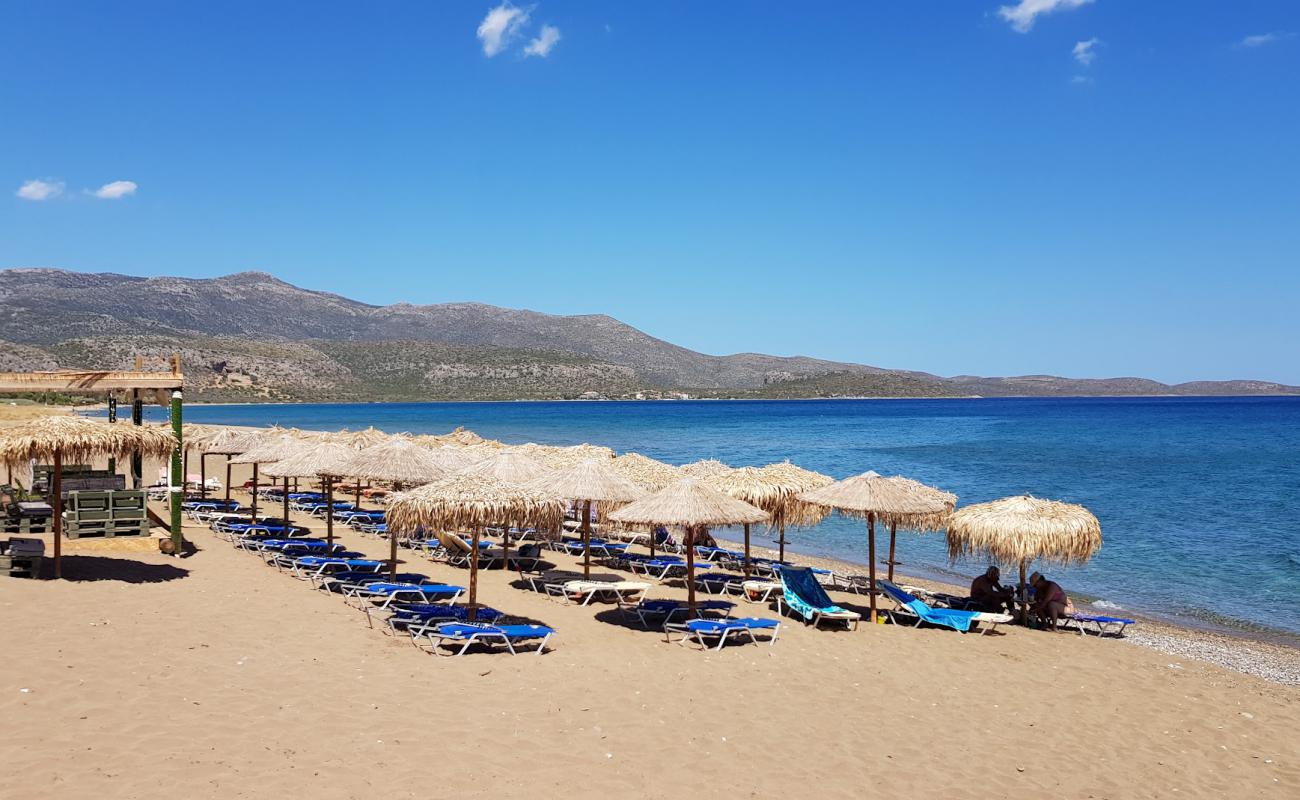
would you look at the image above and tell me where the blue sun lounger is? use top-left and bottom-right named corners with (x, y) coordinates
top-left (694, 572), bottom-right (749, 595)
top-left (416, 622), bottom-right (556, 656)
top-left (290, 556), bottom-right (384, 579)
top-left (345, 581), bottom-right (464, 610)
top-left (664, 617), bottom-right (781, 650)
top-left (877, 579), bottom-right (1011, 635)
top-left (622, 598), bottom-right (735, 629)
top-left (1061, 612), bottom-right (1136, 637)
top-left (389, 604), bottom-right (503, 635)
top-left (778, 566), bottom-right (861, 630)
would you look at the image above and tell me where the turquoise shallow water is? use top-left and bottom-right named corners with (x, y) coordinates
top-left (142, 397), bottom-right (1300, 635)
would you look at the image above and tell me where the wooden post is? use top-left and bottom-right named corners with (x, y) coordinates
top-left (778, 519), bottom-right (787, 563)
top-left (250, 463), bottom-right (259, 521)
top-left (130, 390), bottom-right (143, 489)
top-left (887, 521), bottom-right (897, 582)
top-left (742, 522), bottom-right (752, 578)
top-left (467, 527), bottom-right (481, 622)
top-left (106, 396), bottom-right (117, 473)
top-left (1019, 558), bottom-right (1028, 624)
top-left (867, 512), bottom-right (878, 624)
top-left (685, 525), bottom-right (698, 616)
top-left (52, 451), bottom-right (62, 579)
top-left (224, 456), bottom-right (232, 505)
top-left (324, 475), bottom-right (334, 545)
top-left (581, 498), bottom-right (592, 579)
top-left (388, 512), bottom-right (399, 579)
top-left (199, 452), bottom-right (207, 499)
top-left (169, 390), bottom-right (184, 555)
top-left (281, 477), bottom-right (290, 528)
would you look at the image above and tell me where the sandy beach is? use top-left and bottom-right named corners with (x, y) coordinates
top-left (3, 444), bottom-right (1299, 799)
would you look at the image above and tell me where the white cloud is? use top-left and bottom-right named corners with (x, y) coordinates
top-left (1238, 31), bottom-right (1294, 48)
top-left (15, 179), bottom-right (64, 201)
top-left (998, 0), bottom-right (1094, 34)
top-left (1073, 38), bottom-right (1099, 66)
top-left (477, 2), bottom-right (531, 57)
top-left (523, 24), bottom-right (561, 58)
top-left (92, 180), bottom-right (138, 199)
top-left (1071, 74), bottom-right (1094, 85)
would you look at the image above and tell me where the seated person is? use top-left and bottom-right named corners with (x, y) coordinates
top-left (969, 565), bottom-right (1015, 613)
top-left (1029, 571), bottom-right (1074, 630)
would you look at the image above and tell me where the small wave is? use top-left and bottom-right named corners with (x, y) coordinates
top-left (1091, 599), bottom-right (1124, 610)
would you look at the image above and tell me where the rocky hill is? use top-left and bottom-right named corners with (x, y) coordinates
top-left (1, 268), bottom-right (1296, 401)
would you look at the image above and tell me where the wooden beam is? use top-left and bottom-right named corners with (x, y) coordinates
top-left (0, 370), bottom-right (184, 393)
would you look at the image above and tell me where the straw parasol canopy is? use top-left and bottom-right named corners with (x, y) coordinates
top-left (200, 428), bottom-right (263, 455)
top-left (344, 426), bottom-right (390, 449)
top-left (679, 458), bottom-right (732, 478)
top-left (417, 444), bottom-right (480, 472)
top-left (264, 441), bottom-right (357, 544)
top-left (799, 470), bottom-right (957, 622)
top-left (460, 449), bottom-right (550, 484)
top-left (611, 452), bottom-right (682, 491)
top-left (946, 495), bottom-right (1101, 567)
top-left (230, 434), bottom-right (310, 524)
top-left (702, 466), bottom-right (788, 576)
top-left (610, 478), bottom-right (767, 613)
top-left (0, 416), bottom-right (178, 578)
top-left (525, 459), bottom-right (648, 577)
top-left (387, 473), bottom-right (565, 617)
top-left (760, 461), bottom-right (836, 527)
top-left (340, 438), bottom-right (448, 485)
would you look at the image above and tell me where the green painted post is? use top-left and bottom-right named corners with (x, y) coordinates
top-left (169, 390), bottom-right (185, 555)
top-left (107, 397), bottom-right (117, 473)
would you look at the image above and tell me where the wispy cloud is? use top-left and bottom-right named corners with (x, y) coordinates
top-left (91, 180), bottom-right (138, 199)
top-left (1073, 38), bottom-right (1100, 65)
top-left (998, 0), bottom-right (1094, 34)
top-left (523, 24), bottom-right (561, 58)
top-left (477, 2), bottom-right (531, 57)
top-left (1071, 74), bottom-right (1094, 85)
top-left (15, 179), bottom-right (64, 201)
top-left (1237, 31), bottom-right (1294, 49)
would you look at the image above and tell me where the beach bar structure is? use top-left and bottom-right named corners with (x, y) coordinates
top-left (0, 361), bottom-right (188, 566)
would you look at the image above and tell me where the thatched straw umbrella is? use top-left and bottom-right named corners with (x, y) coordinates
top-left (200, 428), bottom-right (263, 505)
top-left (611, 452), bottom-right (682, 492)
top-left (679, 459), bottom-right (732, 479)
top-left (873, 476), bottom-right (956, 583)
top-left (0, 417), bottom-right (177, 578)
top-left (460, 450), bottom-right (550, 484)
top-left (264, 442), bottom-right (355, 545)
top-left (609, 478), bottom-right (767, 615)
top-left (702, 466), bottom-right (784, 577)
top-left (387, 474), bottom-right (564, 620)
top-left (946, 495), bottom-right (1102, 620)
top-left (417, 444), bottom-right (479, 472)
top-left (759, 461), bottom-right (834, 561)
top-left (231, 435), bottom-right (307, 525)
top-left (345, 426), bottom-right (390, 449)
top-left (799, 471), bottom-right (955, 623)
top-left (526, 459), bottom-right (647, 577)
top-left (339, 439), bottom-right (450, 576)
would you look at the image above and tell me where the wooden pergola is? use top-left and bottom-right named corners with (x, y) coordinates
top-left (0, 359), bottom-right (187, 554)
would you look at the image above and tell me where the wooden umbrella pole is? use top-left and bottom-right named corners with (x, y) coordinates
top-left (742, 522), bottom-right (752, 578)
top-left (867, 512), bottom-right (878, 624)
top-left (388, 519), bottom-right (399, 579)
top-left (183, 449), bottom-right (189, 494)
top-left (354, 482), bottom-right (361, 508)
top-left (282, 477), bottom-right (290, 528)
top-left (778, 519), bottom-right (787, 563)
top-left (685, 525), bottom-right (698, 616)
top-left (1019, 558), bottom-right (1028, 625)
top-left (887, 521), bottom-right (897, 582)
top-left (199, 452), bottom-right (206, 499)
top-left (467, 527), bottom-right (481, 621)
top-left (581, 499), bottom-right (592, 578)
top-left (224, 456), bottom-right (232, 505)
top-left (324, 475), bottom-right (334, 545)
top-left (250, 463), bottom-right (259, 521)
top-left (52, 451), bottom-right (62, 579)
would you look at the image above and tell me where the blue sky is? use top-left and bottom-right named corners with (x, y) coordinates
top-left (3, 1), bottom-right (1298, 384)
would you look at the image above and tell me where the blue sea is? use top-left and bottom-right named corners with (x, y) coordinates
top-left (141, 397), bottom-right (1300, 637)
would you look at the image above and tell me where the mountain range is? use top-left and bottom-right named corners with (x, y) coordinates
top-left (1, 268), bottom-right (1295, 402)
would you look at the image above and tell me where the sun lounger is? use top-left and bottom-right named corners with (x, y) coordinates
top-left (415, 621), bottom-right (556, 656)
top-left (694, 572), bottom-right (748, 595)
top-left (621, 598), bottom-right (734, 629)
top-left (559, 579), bottom-right (651, 606)
top-left (741, 580), bottom-right (783, 603)
top-left (664, 617), bottom-right (781, 650)
top-left (629, 558), bottom-right (713, 583)
top-left (344, 581), bottom-right (464, 609)
top-left (289, 556), bottom-right (384, 579)
top-left (877, 579), bottom-right (1011, 635)
top-left (694, 545), bottom-right (744, 562)
top-left (778, 566), bottom-right (861, 630)
top-left (386, 604), bottom-right (503, 635)
top-left (1060, 612), bottom-right (1135, 637)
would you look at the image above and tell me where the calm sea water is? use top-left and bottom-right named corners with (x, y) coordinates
top-left (143, 397), bottom-right (1300, 636)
